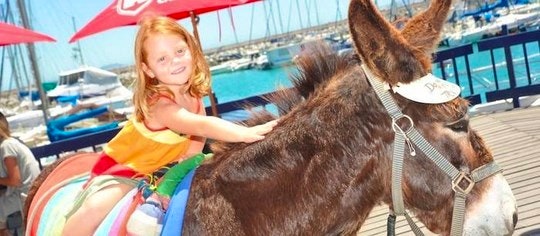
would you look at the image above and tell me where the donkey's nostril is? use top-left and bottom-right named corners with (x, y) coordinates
top-left (512, 212), bottom-right (518, 228)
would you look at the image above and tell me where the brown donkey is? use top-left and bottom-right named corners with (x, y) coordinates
top-left (26, 0), bottom-right (517, 235)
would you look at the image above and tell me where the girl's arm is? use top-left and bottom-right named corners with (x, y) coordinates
top-left (0, 157), bottom-right (21, 187)
top-left (179, 135), bottom-right (206, 161)
top-left (181, 100), bottom-right (207, 161)
top-left (153, 100), bottom-right (277, 143)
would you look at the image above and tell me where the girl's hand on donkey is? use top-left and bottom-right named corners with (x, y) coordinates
top-left (243, 119), bottom-right (279, 143)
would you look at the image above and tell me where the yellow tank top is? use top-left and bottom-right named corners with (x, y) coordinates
top-left (103, 118), bottom-right (190, 174)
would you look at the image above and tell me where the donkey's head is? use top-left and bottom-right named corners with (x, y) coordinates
top-left (348, 0), bottom-right (517, 234)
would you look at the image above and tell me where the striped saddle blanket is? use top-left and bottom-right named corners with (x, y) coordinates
top-left (26, 153), bottom-right (200, 236)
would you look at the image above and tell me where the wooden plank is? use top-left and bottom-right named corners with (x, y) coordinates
top-left (509, 176), bottom-right (540, 191)
top-left (514, 205), bottom-right (540, 230)
top-left (500, 151), bottom-right (539, 165)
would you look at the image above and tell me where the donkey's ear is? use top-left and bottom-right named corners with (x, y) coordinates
top-left (348, 0), bottom-right (428, 85)
top-left (399, 0), bottom-right (453, 61)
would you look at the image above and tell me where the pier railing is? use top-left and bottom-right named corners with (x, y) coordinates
top-left (30, 29), bottom-right (540, 168)
top-left (433, 29), bottom-right (540, 107)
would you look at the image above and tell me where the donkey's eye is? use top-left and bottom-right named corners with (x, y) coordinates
top-left (446, 117), bottom-right (469, 133)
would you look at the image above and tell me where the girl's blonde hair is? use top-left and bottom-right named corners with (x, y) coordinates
top-left (133, 16), bottom-right (211, 122)
top-left (0, 112), bottom-right (10, 141)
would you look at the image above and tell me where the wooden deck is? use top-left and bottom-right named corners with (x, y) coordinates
top-left (358, 106), bottom-right (540, 235)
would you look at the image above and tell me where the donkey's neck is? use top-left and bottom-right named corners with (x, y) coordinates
top-left (202, 140), bottom-right (385, 234)
top-left (187, 70), bottom-right (392, 234)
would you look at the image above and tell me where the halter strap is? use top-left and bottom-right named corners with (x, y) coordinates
top-left (361, 65), bottom-right (502, 236)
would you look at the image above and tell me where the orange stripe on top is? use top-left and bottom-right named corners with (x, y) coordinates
top-left (100, 94), bottom-right (201, 174)
top-left (103, 118), bottom-right (190, 174)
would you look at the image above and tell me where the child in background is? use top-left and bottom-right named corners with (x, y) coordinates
top-left (62, 15), bottom-right (278, 236)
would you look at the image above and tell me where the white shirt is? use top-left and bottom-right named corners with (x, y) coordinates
top-left (0, 137), bottom-right (41, 221)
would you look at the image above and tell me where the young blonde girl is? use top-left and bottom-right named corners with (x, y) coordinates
top-left (62, 16), bottom-right (277, 235)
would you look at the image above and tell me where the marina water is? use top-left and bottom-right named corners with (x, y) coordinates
top-left (209, 66), bottom-right (294, 105)
top-left (206, 42), bottom-right (539, 115)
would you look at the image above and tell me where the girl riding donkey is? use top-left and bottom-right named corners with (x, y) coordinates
top-left (27, 0), bottom-right (517, 235)
top-left (61, 16), bottom-right (277, 235)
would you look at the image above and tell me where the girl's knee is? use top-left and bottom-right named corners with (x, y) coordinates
top-left (72, 185), bottom-right (132, 219)
top-left (72, 204), bottom-right (101, 220)
top-left (83, 196), bottom-right (107, 212)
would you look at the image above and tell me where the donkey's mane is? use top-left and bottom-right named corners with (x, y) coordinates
top-left (210, 45), bottom-right (360, 154)
top-left (291, 45), bottom-right (361, 99)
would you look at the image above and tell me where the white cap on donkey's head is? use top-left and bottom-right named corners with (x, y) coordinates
top-left (390, 73), bottom-right (461, 104)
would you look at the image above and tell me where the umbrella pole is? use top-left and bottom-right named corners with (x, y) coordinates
top-left (190, 11), bottom-right (219, 117)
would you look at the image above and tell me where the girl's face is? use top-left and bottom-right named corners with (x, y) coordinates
top-left (143, 33), bottom-right (193, 87)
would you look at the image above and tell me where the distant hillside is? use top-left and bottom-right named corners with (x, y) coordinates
top-left (101, 63), bottom-right (127, 71)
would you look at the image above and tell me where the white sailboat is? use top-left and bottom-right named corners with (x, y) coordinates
top-left (46, 66), bottom-right (126, 98)
top-left (210, 63), bottom-right (232, 75)
top-left (442, 0), bottom-right (540, 47)
top-left (444, 11), bottom-right (539, 47)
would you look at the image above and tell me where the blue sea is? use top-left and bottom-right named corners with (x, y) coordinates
top-left (206, 42), bottom-right (539, 114)
top-left (202, 65), bottom-right (297, 120)
top-left (206, 65), bottom-right (295, 105)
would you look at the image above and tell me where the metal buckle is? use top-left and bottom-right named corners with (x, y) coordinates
top-left (452, 172), bottom-right (475, 194)
top-left (392, 115), bottom-right (417, 156)
top-left (391, 115), bottom-right (414, 134)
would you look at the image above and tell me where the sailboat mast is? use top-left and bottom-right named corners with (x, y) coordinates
top-left (268, 0), bottom-right (279, 35)
top-left (388, 0), bottom-right (396, 20)
top-left (313, 0), bottom-right (320, 26)
top-left (6, 5), bottom-right (27, 94)
top-left (275, 0), bottom-right (284, 34)
top-left (295, 0), bottom-right (304, 29)
top-left (262, 1), bottom-right (271, 38)
top-left (248, 4), bottom-right (255, 44)
top-left (304, 0), bottom-right (312, 28)
top-left (16, 0), bottom-right (49, 123)
top-left (71, 16), bottom-right (85, 66)
top-left (401, 0), bottom-right (413, 17)
top-left (5, 45), bottom-right (21, 92)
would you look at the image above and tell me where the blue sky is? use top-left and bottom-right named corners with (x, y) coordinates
top-left (1, 0), bottom-right (399, 89)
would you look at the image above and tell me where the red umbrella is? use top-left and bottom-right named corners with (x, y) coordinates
top-left (0, 22), bottom-right (56, 46)
top-left (69, 0), bottom-right (262, 43)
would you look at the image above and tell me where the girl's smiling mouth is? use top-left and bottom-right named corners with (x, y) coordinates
top-left (171, 67), bottom-right (185, 75)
